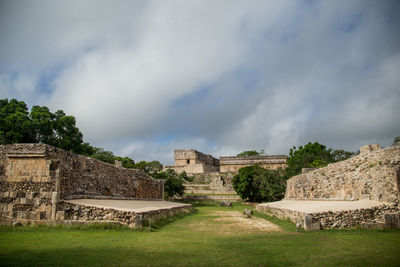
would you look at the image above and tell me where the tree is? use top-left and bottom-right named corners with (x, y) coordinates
top-left (91, 149), bottom-right (115, 164)
top-left (133, 161), bottom-right (189, 198)
top-left (51, 110), bottom-right (84, 153)
top-left (1, 98), bottom-right (87, 154)
top-left (115, 156), bottom-right (135, 168)
top-left (232, 165), bottom-right (286, 202)
top-left (154, 169), bottom-right (188, 198)
top-left (285, 142), bottom-right (354, 179)
top-left (0, 99), bottom-right (34, 144)
top-left (30, 105), bottom-right (54, 144)
top-left (236, 150), bottom-right (260, 157)
top-left (133, 160), bottom-right (163, 176)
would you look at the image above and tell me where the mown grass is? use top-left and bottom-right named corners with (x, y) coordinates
top-left (0, 201), bottom-right (399, 266)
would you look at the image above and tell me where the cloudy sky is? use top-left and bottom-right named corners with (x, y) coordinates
top-left (1, 0), bottom-right (399, 164)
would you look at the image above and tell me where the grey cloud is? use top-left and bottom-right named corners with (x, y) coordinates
top-left (0, 0), bottom-right (399, 164)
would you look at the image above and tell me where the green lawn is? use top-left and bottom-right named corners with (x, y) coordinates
top-left (1, 202), bottom-right (399, 266)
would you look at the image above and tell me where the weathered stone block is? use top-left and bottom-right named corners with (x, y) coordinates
top-left (56, 211), bottom-right (65, 221)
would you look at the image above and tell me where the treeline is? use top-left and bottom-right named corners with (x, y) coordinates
top-left (0, 98), bottom-right (189, 198)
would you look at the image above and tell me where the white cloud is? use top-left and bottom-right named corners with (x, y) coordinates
top-left (0, 0), bottom-right (399, 161)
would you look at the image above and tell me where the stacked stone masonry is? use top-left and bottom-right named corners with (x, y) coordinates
top-left (165, 149), bottom-right (220, 174)
top-left (257, 145), bottom-right (400, 230)
top-left (285, 145), bottom-right (400, 203)
top-left (165, 149), bottom-right (287, 174)
top-left (182, 172), bottom-right (241, 200)
top-left (0, 144), bottom-right (166, 227)
top-left (219, 155), bottom-right (287, 173)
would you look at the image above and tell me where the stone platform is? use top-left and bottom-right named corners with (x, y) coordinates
top-left (58, 199), bottom-right (192, 228)
top-left (258, 199), bottom-right (387, 213)
top-left (64, 199), bottom-right (191, 213)
top-left (256, 199), bottom-right (399, 230)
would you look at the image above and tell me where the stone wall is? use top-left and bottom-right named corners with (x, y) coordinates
top-left (285, 145), bottom-right (400, 203)
top-left (219, 155), bottom-right (287, 173)
top-left (0, 144), bottom-right (164, 225)
top-left (256, 202), bottom-right (399, 230)
top-left (57, 201), bottom-right (192, 228)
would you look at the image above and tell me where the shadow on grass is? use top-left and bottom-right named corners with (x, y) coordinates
top-left (0, 209), bottom-right (198, 233)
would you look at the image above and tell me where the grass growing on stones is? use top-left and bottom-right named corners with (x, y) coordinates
top-left (1, 201), bottom-right (400, 266)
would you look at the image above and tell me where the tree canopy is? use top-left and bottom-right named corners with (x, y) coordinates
top-left (285, 142), bottom-right (354, 178)
top-left (232, 165), bottom-right (285, 202)
top-left (1, 98), bottom-right (85, 153)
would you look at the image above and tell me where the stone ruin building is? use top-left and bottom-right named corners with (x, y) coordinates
top-left (165, 149), bottom-right (287, 201)
top-left (166, 149), bottom-right (287, 174)
top-left (257, 144), bottom-right (400, 230)
top-left (0, 144), bottom-right (190, 227)
top-left (165, 149), bottom-right (220, 174)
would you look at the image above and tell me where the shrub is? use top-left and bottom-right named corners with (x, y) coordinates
top-left (232, 165), bottom-right (286, 202)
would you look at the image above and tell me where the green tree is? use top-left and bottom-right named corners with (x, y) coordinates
top-left (232, 165), bottom-right (285, 202)
top-left (236, 150), bottom-right (260, 157)
top-left (30, 105), bottom-right (54, 144)
top-left (0, 99), bottom-right (34, 144)
top-left (285, 142), bottom-right (353, 179)
top-left (51, 110), bottom-right (84, 153)
top-left (115, 156), bottom-right (135, 168)
top-left (91, 149), bottom-right (116, 164)
top-left (153, 169), bottom-right (187, 198)
top-left (134, 160), bottom-right (163, 176)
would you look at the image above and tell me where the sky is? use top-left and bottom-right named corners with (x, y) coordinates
top-left (1, 0), bottom-right (399, 165)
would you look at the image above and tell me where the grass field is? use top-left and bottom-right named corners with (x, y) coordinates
top-left (1, 202), bottom-right (399, 266)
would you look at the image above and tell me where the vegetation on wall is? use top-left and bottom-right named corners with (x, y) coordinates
top-left (236, 150), bottom-right (265, 157)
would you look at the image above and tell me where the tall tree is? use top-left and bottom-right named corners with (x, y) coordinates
top-left (0, 99), bottom-right (34, 144)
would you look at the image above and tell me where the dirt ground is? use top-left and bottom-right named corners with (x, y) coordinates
top-left (188, 211), bottom-right (281, 235)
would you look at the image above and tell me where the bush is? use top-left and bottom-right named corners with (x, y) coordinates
top-left (232, 165), bottom-right (286, 202)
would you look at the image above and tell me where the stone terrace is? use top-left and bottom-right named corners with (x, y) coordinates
top-left (256, 144), bottom-right (400, 230)
top-left (0, 144), bottom-right (190, 227)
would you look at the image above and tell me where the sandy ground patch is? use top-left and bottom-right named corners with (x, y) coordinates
top-left (189, 211), bottom-right (281, 234)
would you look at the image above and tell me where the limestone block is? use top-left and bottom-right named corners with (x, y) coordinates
top-left (384, 213), bottom-right (400, 229)
top-left (40, 192), bottom-right (52, 199)
top-left (9, 191), bottom-right (17, 198)
top-left (303, 214), bottom-right (313, 231)
top-left (45, 205), bottom-right (52, 219)
top-left (33, 198), bottom-right (40, 205)
top-left (17, 211), bottom-right (26, 219)
top-left (56, 211), bottom-right (65, 221)
top-left (19, 198), bottom-right (27, 204)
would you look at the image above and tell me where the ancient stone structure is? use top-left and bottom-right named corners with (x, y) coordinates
top-left (285, 144), bottom-right (399, 202)
top-left (256, 144), bottom-right (400, 230)
top-left (219, 155), bottom-right (287, 173)
top-left (165, 149), bottom-right (219, 174)
top-left (0, 144), bottom-right (190, 227)
top-left (182, 172), bottom-right (241, 201)
top-left (166, 149), bottom-right (287, 174)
